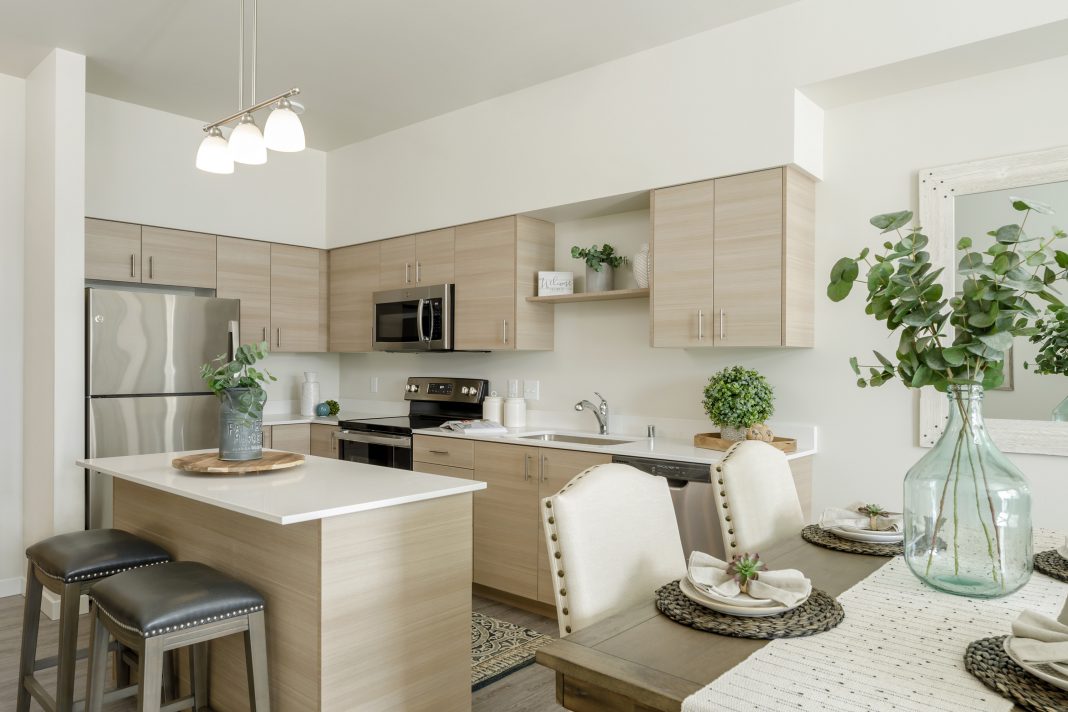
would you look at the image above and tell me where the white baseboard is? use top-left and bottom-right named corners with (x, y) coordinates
top-left (39, 589), bottom-right (89, 620)
top-left (0, 576), bottom-right (24, 599)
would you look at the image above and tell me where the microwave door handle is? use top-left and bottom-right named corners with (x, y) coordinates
top-left (427, 299), bottom-right (436, 342)
top-left (416, 298), bottom-right (426, 343)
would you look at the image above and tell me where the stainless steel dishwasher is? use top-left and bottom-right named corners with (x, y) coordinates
top-left (611, 455), bottom-right (725, 560)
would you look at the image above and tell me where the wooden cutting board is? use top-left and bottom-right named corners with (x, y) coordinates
top-left (172, 450), bottom-right (305, 474)
top-left (693, 432), bottom-right (797, 453)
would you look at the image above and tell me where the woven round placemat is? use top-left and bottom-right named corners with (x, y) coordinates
top-left (801, 524), bottom-right (903, 557)
top-left (965, 636), bottom-right (1068, 712)
top-left (1034, 550), bottom-right (1068, 583)
top-left (654, 581), bottom-right (843, 639)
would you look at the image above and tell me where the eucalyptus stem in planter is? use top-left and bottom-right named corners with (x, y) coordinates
top-left (571, 243), bottom-right (628, 293)
top-left (200, 341), bottom-right (276, 461)
top-left (826, 197), bottom-right (1067, 597)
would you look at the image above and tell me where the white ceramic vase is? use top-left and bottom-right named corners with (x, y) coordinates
top-left (633, 244), bottom-right (650, 288)
top-left (300, 371), bottom-right (319, 416)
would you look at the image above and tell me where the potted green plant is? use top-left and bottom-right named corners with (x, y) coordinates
top-left (702, 366), bottom-right (775, 441)
top-left (1025, 305), bottom-right (1068, 420)
top-left (571, 243), bottom-right (628, 292)
top-left (825, 197), bottom-right (1068, 597)
top-left (200, 341), bottom-right (277, 461)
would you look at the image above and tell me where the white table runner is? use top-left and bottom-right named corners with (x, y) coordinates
top-left (683, 529), bottom-right (1066, 712)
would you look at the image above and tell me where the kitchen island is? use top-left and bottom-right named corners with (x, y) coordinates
top-left (77, 450), bottom-right (486, 712)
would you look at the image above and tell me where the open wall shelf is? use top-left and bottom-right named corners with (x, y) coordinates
top-left (526, 288), bottom-right (649, 304)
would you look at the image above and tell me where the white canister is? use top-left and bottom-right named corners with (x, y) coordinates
top-left (300, 371), bottom-right (319, 416)
top-left (483, 394), bottom-right (503, 424)
top-left (503, 397), bottom-right (527, 428)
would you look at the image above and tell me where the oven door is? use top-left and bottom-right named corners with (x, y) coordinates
top-left (334, 430), bottom-right (413, 469)
top-left (372, 285), bottom-right (453, 352)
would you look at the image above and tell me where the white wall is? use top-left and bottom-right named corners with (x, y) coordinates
top-left (0, 71), bottom-right (25, 594)
top-left (86, 94), bottom-right (326, 247)
top-left (338, 53), bottom-right (1068, 532)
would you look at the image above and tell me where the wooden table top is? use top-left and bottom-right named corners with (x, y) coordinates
top-left (534, 536), bottom-right (894, 711)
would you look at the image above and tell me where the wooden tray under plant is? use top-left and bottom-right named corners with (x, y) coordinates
top-left (693, 433), bottom-right (797, 453)
top-left (172, 450), bottom-right (305, 474)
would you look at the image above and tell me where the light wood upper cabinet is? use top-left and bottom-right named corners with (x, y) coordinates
top-left (651, 180), bottom-right (716, 347)
top-left (141, 226), bottom-right (217, 289)
top-left (271, 244), bottom-right (327, 352)
top-left (651, 166), bottom-right (815, 348)
top-left (471, 441), bottom-right (541, 599)
top-left (536, 449), bottom-right (611, 605)
top-left (379, 235), bottom-right (416, 291)
top-left (217, 236), bottom-right (271, 348)
top-left (329, 242), bottom-right (379, 353)
top-left (413, 228), bottom-right (455, 285)
top-left (85, 218), bottom-right (141, 283)
top-left (454, 216), bottom-right (554, 351)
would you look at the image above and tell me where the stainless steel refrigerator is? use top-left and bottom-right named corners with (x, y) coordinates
top-left (85, 288), bottom-right (239, 528)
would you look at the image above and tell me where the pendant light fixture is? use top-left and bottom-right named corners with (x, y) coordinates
top-left (196, 0), bottom-right (305, 173)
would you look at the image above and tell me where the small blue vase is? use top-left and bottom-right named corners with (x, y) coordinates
top-left (315, 402), bottom-right (330, 417)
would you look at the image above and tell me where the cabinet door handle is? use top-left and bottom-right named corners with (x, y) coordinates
top-left (523, 454), bottom-right (531, 481)
top-left (276, 328), bottom-right (280, 348)
top-left (540, 455), bottom-right (547, 483)
top-left (130, 254), bottom-right (135, 278)
top-left (416, 261), bottom-right (421, 283)
top-left (429, 450), bottom-right (449, 455)
top-left (405, 263), bottom-right (410, 284)
top-left (503, 320), bottom-right (509, 344)
top-left (262, 326), bottom-right (267, 343)
top-left (698, 310), bottom-right (704, 340)
top-left (720, 309), bottom-right (726, 340)
top-left (148, 256), bottom-right (154, 279)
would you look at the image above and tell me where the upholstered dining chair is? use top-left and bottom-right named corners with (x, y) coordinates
top-left (712, 440), bottom-right (804, 557)
top-left (541, 463), bottom-right (687, 637)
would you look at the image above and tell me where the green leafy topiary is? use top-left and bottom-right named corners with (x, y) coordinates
top-left (570, 243), bottom-right (628, 272)
top-left (702, 366), bottom-right (775, 429)
top-left (325, 399), bottom-right (341, 416)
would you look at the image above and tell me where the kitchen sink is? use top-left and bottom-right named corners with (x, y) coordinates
top-left (518, 433), bottom-right (634, 446)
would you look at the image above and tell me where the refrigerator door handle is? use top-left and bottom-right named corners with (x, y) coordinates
top-left (228, 320), bottom-right (240, 360)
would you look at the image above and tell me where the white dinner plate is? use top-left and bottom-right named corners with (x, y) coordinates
top-left (1003, 636), bottom-right (1068, 692)
top-left (829, 526), bottom-right (903, 544)
top-left (678, 578), bottom-right (805, 617)
top-left (685, 576), bottom-right (779, 608)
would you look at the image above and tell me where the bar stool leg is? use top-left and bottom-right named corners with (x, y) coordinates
top-left (244, 611), bottom-right (270, 712)
top-left (137, 637), bottom-right (165, 712)
top-left (16, 561), bottom-right (42, 712)
top-left (85, 608), bottom-right (110, 712)
top-left (54, 581), bottom-right (82, 712)
top-left (192, 643), bottom-right (209, 711)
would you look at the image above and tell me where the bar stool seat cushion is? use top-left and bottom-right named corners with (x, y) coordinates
top-left (26, 528), bottom-right (171, 584)
top-left (89, 561), bottom-right (265, 638)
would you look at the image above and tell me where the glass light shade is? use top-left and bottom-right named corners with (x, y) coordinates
top-left (195, 128), bottom-right (234, 174)
top-left (264, 100), bottom-right (305, 152)
top-left (228, 113), bottom-right (267, 165)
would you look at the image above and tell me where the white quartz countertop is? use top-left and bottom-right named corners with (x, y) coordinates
top-left (262, 411), bottom-right (390, 426)
top-left (77, 450), bottom-right (486, 526)
top-left (412, 426), bottom-right (816, 465)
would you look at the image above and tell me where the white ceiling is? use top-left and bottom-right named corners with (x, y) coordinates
top-left (0, 0), bottom-right (795, 150)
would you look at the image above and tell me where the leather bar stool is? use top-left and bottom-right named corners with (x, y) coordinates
top-left (86, 561), bottom-right (270, 712)
top-left (18, 528), bottom-right (172, 712)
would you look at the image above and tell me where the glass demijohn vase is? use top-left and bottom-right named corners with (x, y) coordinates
top-left (903, 385), bottom-right (1032, 597)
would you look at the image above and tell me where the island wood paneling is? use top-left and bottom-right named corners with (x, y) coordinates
top-left (113, 479), bottom-right (321, 711)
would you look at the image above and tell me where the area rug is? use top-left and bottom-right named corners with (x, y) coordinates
top-left (471, 612), bottom-right (553, 690)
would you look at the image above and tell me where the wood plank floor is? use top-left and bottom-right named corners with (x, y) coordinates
top-left (0, 593), bottom-right (563, 711)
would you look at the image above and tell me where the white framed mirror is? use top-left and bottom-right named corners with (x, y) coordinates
top-left (919, 145), bottom-right (1068, 456)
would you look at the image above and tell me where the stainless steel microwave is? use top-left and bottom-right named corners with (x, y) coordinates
top-left (372, 284), bottom-right (454, 352)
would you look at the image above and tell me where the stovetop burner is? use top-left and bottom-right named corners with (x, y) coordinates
top-left (338, 377), bottom-right (488, 435)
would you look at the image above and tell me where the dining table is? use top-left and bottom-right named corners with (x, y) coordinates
top-left (534, 532), bottom-right (1051, 711)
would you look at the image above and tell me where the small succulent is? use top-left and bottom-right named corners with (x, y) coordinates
top-left (726, 553), bottom-right (765, 594)
top-left (857, 503), bottom-right (896, 531)
top-left (325, 399), bottom-right (340, 416)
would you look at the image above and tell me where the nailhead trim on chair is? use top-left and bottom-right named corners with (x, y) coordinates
top-left (33, 559), bottom-right (169, 584)
top-left (92, 599), bottom-right (266, 638)
top-left (714, 442), bottom-right (746, 553)
top-left (541, 465), bottom-right (601, 637)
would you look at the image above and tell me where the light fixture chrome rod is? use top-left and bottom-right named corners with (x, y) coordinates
top-left (202, 87), bottom-right (301, 132)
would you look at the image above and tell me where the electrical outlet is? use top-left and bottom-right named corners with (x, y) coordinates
top-left (523, 380), bottom-right (540, 401)
top-left (370, 376), bottom-right (379, 393)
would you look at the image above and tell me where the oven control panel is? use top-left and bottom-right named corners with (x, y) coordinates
top-left (403, 377), bottom-right (486, 403)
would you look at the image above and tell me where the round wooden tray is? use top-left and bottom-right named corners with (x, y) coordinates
top-left (172, 451), bottom-right (305, 474)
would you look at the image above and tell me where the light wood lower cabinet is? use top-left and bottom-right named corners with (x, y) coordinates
top-left (217, 236), bottom-right (271, 347)
top-left (271, 424), bottom-right (311, 455)
top-left (270, 244), bottom-right (328, 352)
top-left (85, 218), bottom-right (141, 283)
top-left (310, 424), bottom-right (339, 458)
top-left (141, 226), bottom-right (217, 289)
top-left (329, 241), bottom-right (379, 353)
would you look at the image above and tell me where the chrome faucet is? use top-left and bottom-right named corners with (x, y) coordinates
top-left (575, 392), bottom-right (609, 435)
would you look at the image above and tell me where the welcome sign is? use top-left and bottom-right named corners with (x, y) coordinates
top-left (537, 271), bottom-right (574, 296)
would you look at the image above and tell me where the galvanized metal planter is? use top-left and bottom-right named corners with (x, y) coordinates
top-left (219, 388), bottom-right (265, 461)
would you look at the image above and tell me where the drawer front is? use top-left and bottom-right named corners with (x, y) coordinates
top-left (414, 461), bottom-right (473, 478)
top-left (413, 436), bottom-right (474, 469)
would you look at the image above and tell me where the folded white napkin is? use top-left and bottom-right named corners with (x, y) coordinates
top-left (818, 503), bottom-right (902, 532)
top-left (1008, 610), bottom-right (1068, 678)
top-left (1058, 537), bottom-right (1068, 560)
top-left (687, 551), bottom-right (811, 608)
